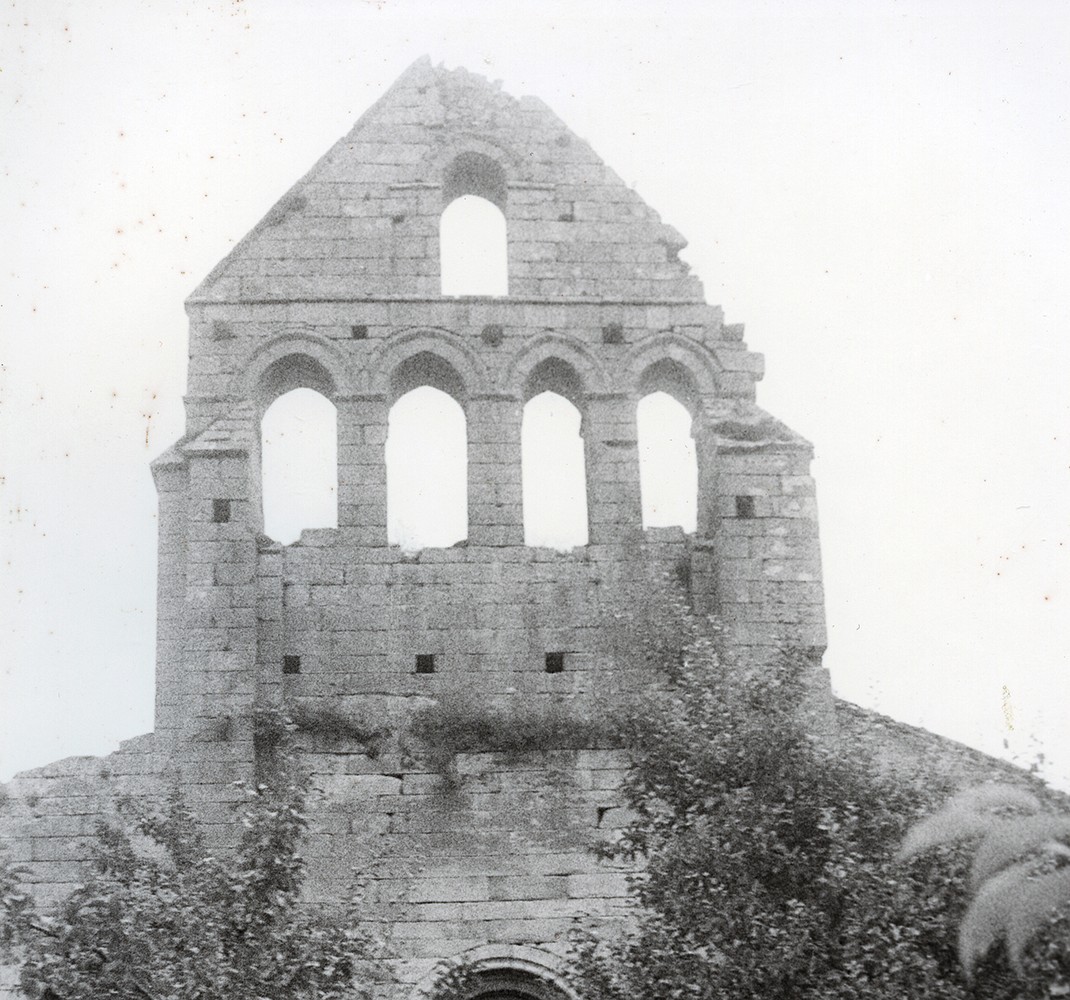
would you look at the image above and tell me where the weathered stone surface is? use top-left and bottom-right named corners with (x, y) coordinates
top-left (2, 59), bottom-right (836, 1000)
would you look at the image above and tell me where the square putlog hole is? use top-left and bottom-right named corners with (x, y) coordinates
top-left (735, 495), bottom-right (756, 519)
top-left (415, 653), bottom-right (436, 675)
top-left (480, 323), bottom-right (504, 347)
top-left (545, 652), bottom-right (565, 674)
top-left (601, 323), bottom-right (624, 344)
top-left (282, 655), bottom-right (301, 675)
top-left (351, 324), bottom-right (368, 339)
top-left (212, 499), bottom-right (232, 524)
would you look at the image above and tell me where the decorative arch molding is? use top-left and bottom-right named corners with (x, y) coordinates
top-left (624, 332), bottom-right (722, 404)
top-left (507, 332), bottom-right (609, 401)
top-left (370, 328), bottom-right (491, 402)
top-left (425, 136), bottom-right (526, 187)
top-left (239, 332), bottom-right (354, 405)
top-left (410, 944), bottom-right (577, 1000)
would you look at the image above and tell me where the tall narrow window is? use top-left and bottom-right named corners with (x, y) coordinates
top-left (261, 388), bottom-right (338, 544)
top-left (637, 391), bottom-right (697, 532)
top-left (440, 195), bottom-right (508, 296)
top-left (522, 391), bottom-right (588, 548)
top-left (386, 386), bottom-right (468, 550)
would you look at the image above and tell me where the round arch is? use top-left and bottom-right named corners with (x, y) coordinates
top-left (508, 333), bottom-right (608, 400)
top-left (412, 945), bottom-right (577, 1000)
top-left (624, 331), bottom-right (721, 402)
top-left (523, 357), bottom-right (586, 411)
top-left (425, 138), bottom-right (523, 194)
top-left (637, 357), bottom-right (703, 416)
top-left (454, 969), bottom-right (568, 999)
top-left (443, 151), bottom-right (509, 210)
top-left (370, 328), bottom-right (490, 401)
top-left (240, 333), bottom-right (352, 406)
top-left (390, 351), bottom-right (468, 407)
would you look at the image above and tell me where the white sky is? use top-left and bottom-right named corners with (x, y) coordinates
top-left (2, 0), bottom-right (1068, 786)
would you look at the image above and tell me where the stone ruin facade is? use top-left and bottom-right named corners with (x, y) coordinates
top-left (2, 59), bottom-right (827, 999)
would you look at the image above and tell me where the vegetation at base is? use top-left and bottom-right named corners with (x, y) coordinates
top-left (0, 731), bottom-right (385, 1000)
top-left (420, 957), bottom-right (485, 999)
top-left (406, 696), bottom-right (618, 788)
top-left (568, 576), bottom-right (1070, 999)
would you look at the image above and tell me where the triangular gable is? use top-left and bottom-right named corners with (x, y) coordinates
top-left (190, 57), bottom-right (702, 303)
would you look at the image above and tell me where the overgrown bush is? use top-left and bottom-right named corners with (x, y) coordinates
top-left (406, 696), bottom-right (618, 788)
top-left (287, 702), bottom-right (390, 758)
top-left (0, 734), bottom-right (385, 1000)
top-left (567, 582), bottom-right (1038, 999)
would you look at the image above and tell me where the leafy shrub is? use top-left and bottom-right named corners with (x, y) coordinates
top-left (406, 696), bottom-right (618, 788)
top-left (567, 581), bottom-right (1034, 1000)
top-left (0, 743), bottom-right (385, 1000)
top-left (288, 702), bottom-right (390, 758)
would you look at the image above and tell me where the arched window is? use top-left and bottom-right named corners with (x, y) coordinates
top-left (386, 386), bottom-right (468, 550)
top-left (261, 388), bottom-right (338, 544)
top-left (637, 391), bottom-right (697, 532)
top-left (440, 151), bottom-right (509, 297)
top-left (440, 196), bottom-right (508, 296)
top-left (522, 378), bottom-right (589, 549)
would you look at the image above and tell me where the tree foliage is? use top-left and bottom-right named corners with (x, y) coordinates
top-left (900, 783), bottom-right (1070, 991)
top-left (0, 742), bottom-right (382, 1000)
top-left (568, 582), bottom-right (1037, 1000)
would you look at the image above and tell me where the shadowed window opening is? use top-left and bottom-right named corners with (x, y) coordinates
top-left (736, 495), bottom-right (756, 519)
top-left (282, 655), bottom-right (301, 675)
top-left (440, 195), bottom-right (508, 296)
top-left (637, 391), bottom-right (697, 532)
top-left (522, 390), bottom-right (588, 549)
top-left (415, 654), bottom-right (436, 675)
top-left (545, 652), bottom-right (565, 674)
top-left (386, 386), bottom-right (468, 551)
top-left (261, 388), bottom-right (338, 545)
top-left (212, 499), bottom-right (232, 524)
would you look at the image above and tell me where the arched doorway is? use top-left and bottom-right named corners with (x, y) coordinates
top-left (451, 968), bottom-right (568, 1000)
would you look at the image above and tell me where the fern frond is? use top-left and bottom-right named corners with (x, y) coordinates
top-left (959, 859), bottom-right (1036, 977)
top-left (970, 815), bottom-right (1070, 891)
top-left (1005, 867), bottom-right (1070, 973)
top-left (898, 808), bottom-right (992, 862)
top-left (946, 784), bottom-right (1041, 816)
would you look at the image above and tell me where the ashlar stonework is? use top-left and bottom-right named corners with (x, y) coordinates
top-left (2, 58), bottom-right (831, 999)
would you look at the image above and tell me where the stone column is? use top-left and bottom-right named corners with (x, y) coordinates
top-left (584, 394), bottom-right (643, 547)
top-left (337, 395), bottom-right (389, 545)
top-left (466, 394), bottom-right (524, 547)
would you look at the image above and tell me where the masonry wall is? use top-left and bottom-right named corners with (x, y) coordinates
top-left (296, 745), bottom-right (635, 997)
top-left (269, 538), bottom-right (686, 708)
top-left (0, 736), bottom-right (164, 912)
top-left (1, 59), bottom-right (829, 999)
